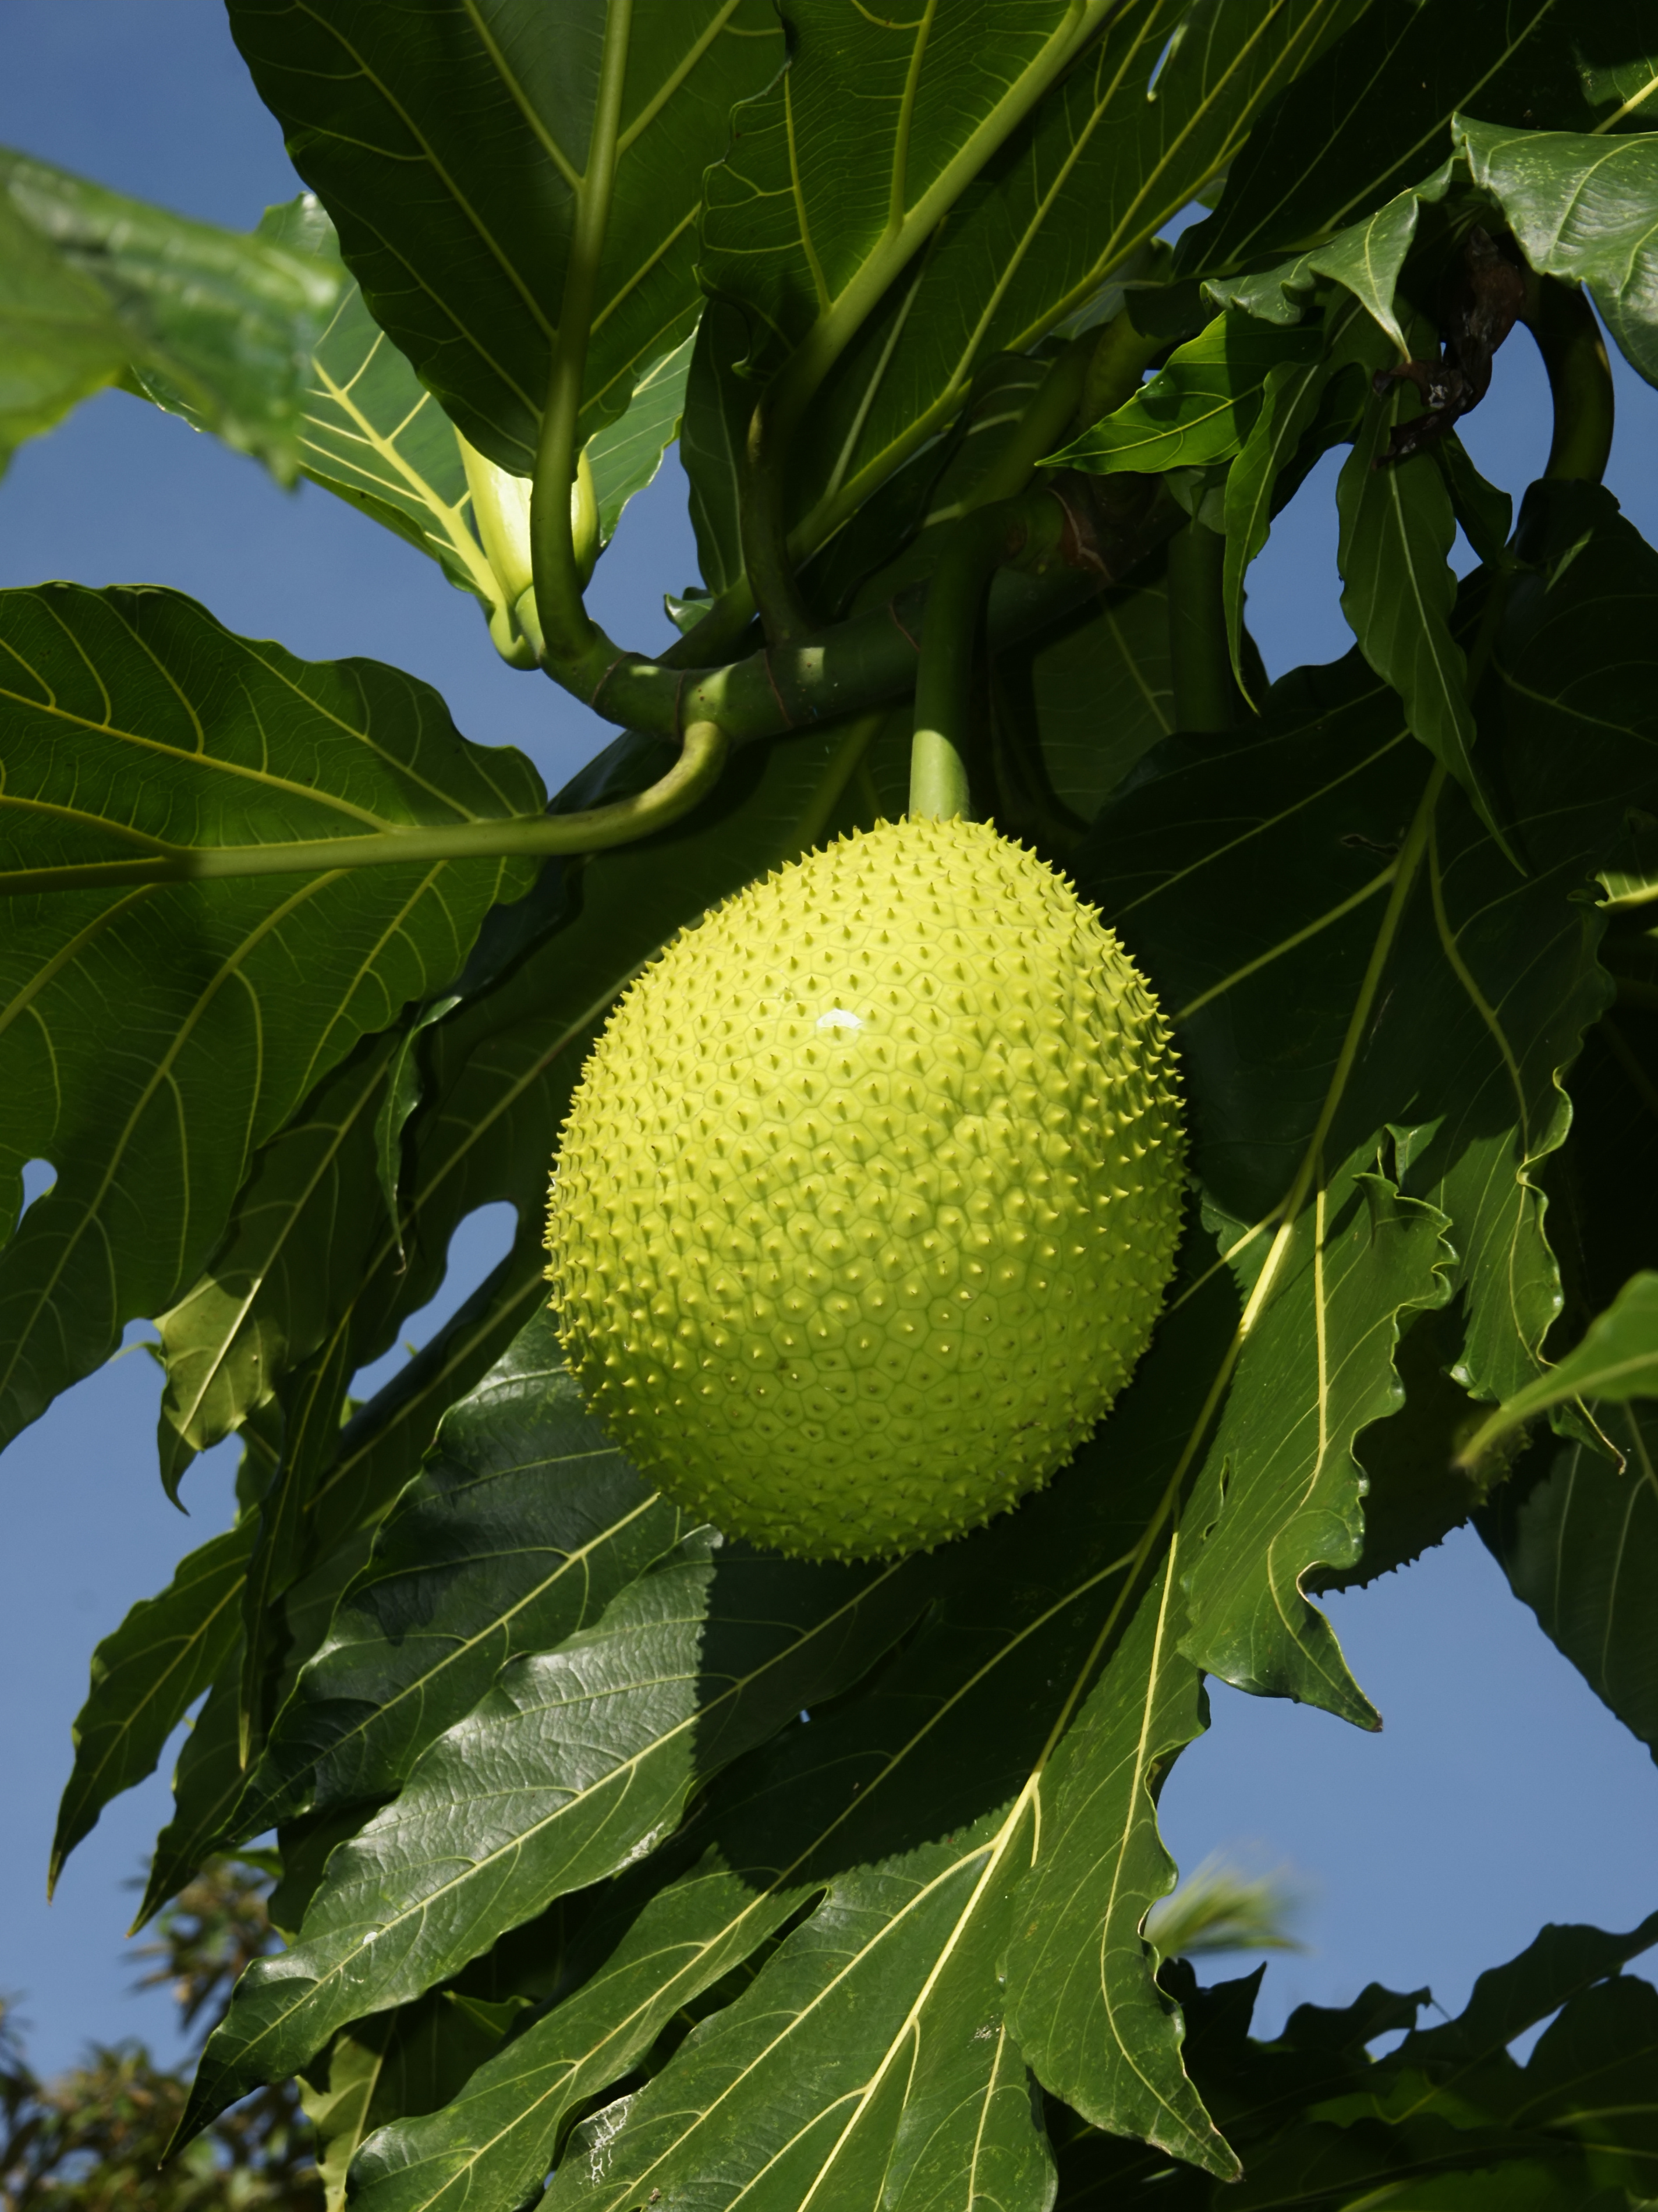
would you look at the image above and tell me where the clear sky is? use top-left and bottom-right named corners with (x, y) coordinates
top-left (2, 0), bottom-right (1654, 2087)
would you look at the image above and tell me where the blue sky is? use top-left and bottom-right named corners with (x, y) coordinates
top-left (2, 0), bottom-right (1655, 2086)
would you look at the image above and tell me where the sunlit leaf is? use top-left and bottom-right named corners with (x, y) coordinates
top-left (179, 1527), bottom-right (940, 2133)
top-left (229, 1318), bottom-right (696, 1841)
top-left (0, 582), bottom-right (541, 1461)
top-left (715, 0), bottom-right (1363, 562)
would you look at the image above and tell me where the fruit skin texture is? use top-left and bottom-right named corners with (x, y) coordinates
top-left (545, 815), bottom-right (1185, 1561)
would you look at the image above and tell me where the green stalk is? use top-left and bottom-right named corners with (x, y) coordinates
top-left (909, 493), bottom-right (1063, 818)
top-left (0, 723), bottom-right (729, 897)
top-left (529, 0), bottom-right (634, 673)
top-left (1521, 272), bottom-right (1615, 484)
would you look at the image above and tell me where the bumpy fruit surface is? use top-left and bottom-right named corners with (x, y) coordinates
top-left (545, 816), bottom-right (1184, 1560)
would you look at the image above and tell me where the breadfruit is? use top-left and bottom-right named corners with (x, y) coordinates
top-left (545, 815), bottom-right (1184, 1560)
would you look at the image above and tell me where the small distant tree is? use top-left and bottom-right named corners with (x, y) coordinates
top-left (1, 1861), bottom-right (317, 2209)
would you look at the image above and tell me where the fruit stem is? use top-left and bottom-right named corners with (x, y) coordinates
top-left (909, 493), bottom-right (1065, 819)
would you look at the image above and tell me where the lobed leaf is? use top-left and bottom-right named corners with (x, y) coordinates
top-left (179, 1529), bottom-right (941, 2134)
top-left (49, 1521), bottom-right (254, 1890)
top-left (1481, 1403), bottom-right (1658, 1754)
top-left (0, 586), bottom-right (542, 1460)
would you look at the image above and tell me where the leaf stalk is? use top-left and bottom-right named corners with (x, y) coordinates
top-left (529, 0), bottom-right (635, 674)
top-left (1521, 272), bottom-right (1614, 486)
top-left (0, 722), bottom-right (730, 896)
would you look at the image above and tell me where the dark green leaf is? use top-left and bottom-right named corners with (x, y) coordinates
top-left (226, 0), bottom-right (783, 472)
top-left (1004, 1559), bottom-right (1238, 2175)
top-left (1336, 347), bottom-right (1501, 829)
top-left (362, 1295), bottom-right (1234, 2212)
top-left (1481, 1403), bottom-right (1658, 1754)
top-left (1180, 1152), bottom-right (1451, 1720)
top-left (680, 300), bottom-right (749, 600)
top-left (155, 1031), bottom-right (403, 1468)
top-left (136, 1513), bottom-right (381, 1931)
top-left (49, 1521), bottom-right (254, 1892)
top-left (228, 1315), bottom-right (696, 1841)
top-left (0, 146), bottom-right (339, 482)
top-left (300, 1990), bottom-right (520, 2212)
top-left (0, 586), bottom-right (542, 1459)
top-left (241, 195), bottom-right (696, 644)
top-left (1179, 0), bottom-right (1652, 279)
top-left (1397, 1913), bottom-right (1658, 2073)
top-left (1221, 306), bottom-right (1359, 688)
top-left (583, 329), bottom-right (695, 548)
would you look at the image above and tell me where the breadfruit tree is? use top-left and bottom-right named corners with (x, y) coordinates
top-left (5, 3), bottom-right (1658, 2207)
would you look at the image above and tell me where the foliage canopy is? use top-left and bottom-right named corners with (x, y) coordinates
top-left (5, 3), bottom-right (1658, 2208)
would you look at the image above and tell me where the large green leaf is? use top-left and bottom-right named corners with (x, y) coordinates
top-left (0, 584), bottom-right (541, 1456)
top-left (0, 147), bottom-right (339, 482)
top-left (345, 1274), bottom-right (1249, 2212)
top-left (246, 197), bottom-right (696, 631)
top-left (1053, 1916), bottom-right (1658, 2207)
top-left (1454, 114), bottom-right (1658, 386)
top-left (155, 1028), bottom-right (405, 1473)
top-left (226, 0), bottom-right (783, 474)
top-left (1178, 0), bottom-right (1655, 279)
top-left (136, 1503), bottom-right (382, 1935)
top-left (707, 0), bottom-right (1365, 562)
top-left (1003, 1552), bottom-right (1236, 2172)
top-left (1481, 1402), bottom-right (1658, 1755)
top-left (179, 1523), bottom-right (940, 2133)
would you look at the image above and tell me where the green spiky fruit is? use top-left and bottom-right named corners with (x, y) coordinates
top-left (545, 815), bottom-right (1184, 1560)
